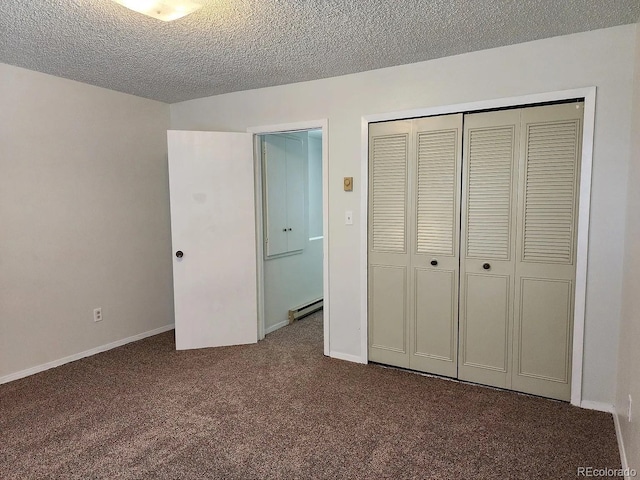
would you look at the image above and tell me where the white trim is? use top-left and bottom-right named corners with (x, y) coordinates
top-left (309, 236), bottom-right (324, 241)
top-left (614, 412), bottom-right (632, 479)
top-left (580, 400), bottom-right (614, 413)
top-left (360, 87), bottom-right (597, 407)
top-left (0, 324), bottom-right (175, 385)
top-left (571, 87), bottom-right (596, 406)
top-left (252, 135), bottom-right (266, 341)
top-left (360, 118), bottom-right (370, 364)
top-left (321, 121), bottom-right (330, 357)
top-left (330, 351), bottom-right (367, 364)
top-left (247, 120), bottom-right (327, 135)
top-left (264, 319), bottom-right (289, 335)
top-left (247, 119), bottom-right (331, 356)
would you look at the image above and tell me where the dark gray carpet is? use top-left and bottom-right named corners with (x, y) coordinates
top-left (0, 312), bottom-right (621, 479)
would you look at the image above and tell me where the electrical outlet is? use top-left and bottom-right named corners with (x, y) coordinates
top-left (628, 395), bottom-right (633, 423)
top-left (93, 307), bottom-right (102, 323)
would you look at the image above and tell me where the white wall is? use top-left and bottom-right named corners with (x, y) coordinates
top-left (0, 63), bottom-right (173, 380)
top-left (615, 22), bottom-right (640, 471)
top-left (170, 25), bottom-right (636, 405)
top-left (262, 132), bottom-right (323, 332)
top-left (263, 239), bottom-right (323, 332)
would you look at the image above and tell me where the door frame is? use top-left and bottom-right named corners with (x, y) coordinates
top-left (248, 120), bottom-right (330, 356)
top-left (360, 87), bottom-right (596, 407)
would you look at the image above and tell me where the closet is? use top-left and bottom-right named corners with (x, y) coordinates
top-left (368, 102), bottom-right (583, 401)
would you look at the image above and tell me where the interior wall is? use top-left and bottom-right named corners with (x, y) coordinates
top-left (615, 22), bottom-right (640, 471)
top-left (170, 24), bottom-right (636, 405)
top-left (263, 131), bottom-right (323, 333)
top-left (0, 63), bottom-right (173, 380)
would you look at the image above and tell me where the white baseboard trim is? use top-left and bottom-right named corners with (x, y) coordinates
top-left (0, 324), bottom-right (175, 385)
top-left (582, 401), bottom-right (634, 479)
top-left (580, 400), bottom-right (614, 413)
top-left (613, 412), bottom-right (632, 479)
top-left (330, 351), bottom-right (367, 364)
top-left (265, 320), bottom-right (289, 335)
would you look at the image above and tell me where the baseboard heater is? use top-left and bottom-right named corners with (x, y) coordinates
top-left (288, 298), bottom-right (323, 324)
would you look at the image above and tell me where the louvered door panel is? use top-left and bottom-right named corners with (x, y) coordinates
top-left (512, 102), bottom-right (583, 401)
top-left (459, 109), bottom-right (520, 390)
top-left (371, 135), bottom-right (408, 253)
top-left (410, 114), bottom-right (462, 377)
top-left (466, 127), bottom-right (515, 260)
top-left (416, 130), bottom-right (457, 255)
top-left (368, 120), bottom-right (412, 368)
top-left (522, 121), bottom-right (580, 264)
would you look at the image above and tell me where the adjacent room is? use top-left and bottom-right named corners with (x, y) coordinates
top-left (1, 1), bottom-right (639, 478)
top-left (258, 129), bottom-right (324, 338)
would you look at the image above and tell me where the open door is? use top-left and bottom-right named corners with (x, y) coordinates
top-left (167, 130), bottom-right (258, 350)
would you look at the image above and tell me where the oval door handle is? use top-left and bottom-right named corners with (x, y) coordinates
top-left (176, 251), bottom-right (184, 258)
top-left (483, 263), bottom-right (491, 270)
top-left (430, 259), bottom-right (438, 266)
top-left (283, 228), bottom-right (287, 232)
top-left (288, 228), bottom-right (292, 231)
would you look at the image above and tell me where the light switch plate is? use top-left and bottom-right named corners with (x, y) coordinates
top-left (344, 177), bottom-right (353, 191)
top-left (345, 211), bottom-right (353, 225)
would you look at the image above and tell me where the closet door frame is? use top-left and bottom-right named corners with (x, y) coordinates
top-left (360, 87), bottom-right (596, 407)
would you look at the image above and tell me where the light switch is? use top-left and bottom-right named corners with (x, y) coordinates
top-left (345, 211), bottom-right (353, 225)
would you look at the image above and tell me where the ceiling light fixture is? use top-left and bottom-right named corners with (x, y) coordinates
top-left (112, 0), bottom-right (203, 22)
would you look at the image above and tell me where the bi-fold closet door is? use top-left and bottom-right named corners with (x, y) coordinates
top-left (368, 102), bottom-right (583, 402)
top-left (368, 114), bottom-right (463, 378)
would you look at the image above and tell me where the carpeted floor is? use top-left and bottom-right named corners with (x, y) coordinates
top-left (0, 312), bottom-right (621, 479)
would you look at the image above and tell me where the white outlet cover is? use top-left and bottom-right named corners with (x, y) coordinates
top-left (345, 211), bottom-right (353, 225)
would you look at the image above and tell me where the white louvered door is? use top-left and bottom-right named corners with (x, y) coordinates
top-left (409, 115), bottom-right (462, 376)
top-left (367, 103), bottom-right (583, 402)
top-left (368, 120), bottom-right (412, 368)
top-left (511, 103), bottom-right (583, 401)
top-left (458, 110), bottom-right (520, 389)
top-left (368, 115), bottom-right (462, 374)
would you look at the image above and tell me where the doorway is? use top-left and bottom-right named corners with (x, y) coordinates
top-left (249, 121), bottom-right (329, 354)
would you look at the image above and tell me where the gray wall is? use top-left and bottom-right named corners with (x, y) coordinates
top-left (263, 131), bottom-right (324, 333)
top-left (171, 24), bottom-right (637, 405)
top-left (616, 22), bottom-right (640, 472)
top-left (0, 63), bottom-right (173, 380)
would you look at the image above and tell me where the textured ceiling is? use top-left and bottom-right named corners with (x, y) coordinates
top-left (1, 0), bottom-right (639, 104)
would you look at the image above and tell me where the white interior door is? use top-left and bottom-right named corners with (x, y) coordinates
top-left (168, 130), bottom-right (258, 350)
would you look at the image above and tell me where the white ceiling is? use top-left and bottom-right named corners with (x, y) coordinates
top-left (1, 0), bottom-right (639, 104)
